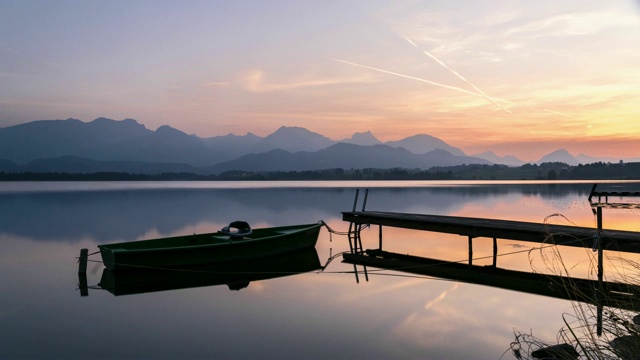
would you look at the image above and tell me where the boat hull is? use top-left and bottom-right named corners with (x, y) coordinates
top-left (98, 223), bottom-right (322, 271)
top-left (98, 248), bottom-right (322, 295)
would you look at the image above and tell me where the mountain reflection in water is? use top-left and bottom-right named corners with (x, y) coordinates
top-left (3, 181), bottom-right (640, 359)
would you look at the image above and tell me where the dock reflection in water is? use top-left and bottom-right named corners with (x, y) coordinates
top-left (343, 249), bottom-right (640, 311)
top-left (92, 248), bottom-right (322, 296)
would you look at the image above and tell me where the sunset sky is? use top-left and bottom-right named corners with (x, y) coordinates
top-left (1, 1), bottom-right (639, 161)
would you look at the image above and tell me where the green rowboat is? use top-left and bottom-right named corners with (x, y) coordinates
top-left (98, 222), bottom-right (323, 271)
top-left (98, 248), bottom-right (322, 296)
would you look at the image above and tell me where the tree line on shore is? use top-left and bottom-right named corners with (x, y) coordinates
top-left (0, 161), bottom-right (637, 181)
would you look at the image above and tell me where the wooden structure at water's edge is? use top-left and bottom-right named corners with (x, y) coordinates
top-left (342, 210), bottom-right (640, 254)
top-left (341, 186), bottom-right (640, 334)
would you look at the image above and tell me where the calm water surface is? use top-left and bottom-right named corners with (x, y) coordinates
top-left (2, 180), bottom-right (640, 359)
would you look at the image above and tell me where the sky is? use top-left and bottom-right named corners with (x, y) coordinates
top-left (1, 0), bottom-right (640, 162)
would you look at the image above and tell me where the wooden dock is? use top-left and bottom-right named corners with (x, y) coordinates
top-left (342, 211), bottom-right (640, 253)
top-left (341, 188), bottom-right (640, 329)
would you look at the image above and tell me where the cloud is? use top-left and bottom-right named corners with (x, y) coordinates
top-left (203, 82), bottom-right (229, 87)
top-left (240, 69), bottom-right (374, 93)
top-left (506, 10), bottom-right (638, 37)
top-left (404, 37), bottom-right (512, 112)
top-left (424, 283), bottom-right (460, 310)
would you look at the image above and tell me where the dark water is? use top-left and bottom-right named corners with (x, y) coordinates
top-left (2, 181), bottom-right (639, 359)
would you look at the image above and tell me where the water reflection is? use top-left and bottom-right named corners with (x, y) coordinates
top-left (344, 250), bottom-right (640, 312)
top-left (0, 182), bottom-right (598, 242)
top-left (4, 181), bottom-right (640, 359)
top-left (90, 248), bottom-right (322, 296)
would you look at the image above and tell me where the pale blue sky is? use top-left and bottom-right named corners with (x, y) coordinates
top-left (2, 0), bottom-right (640, 160)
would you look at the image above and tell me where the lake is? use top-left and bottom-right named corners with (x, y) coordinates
top-left (2, 180), bottom-right (640, 359)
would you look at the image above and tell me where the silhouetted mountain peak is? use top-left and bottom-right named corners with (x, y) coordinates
top-left (385, 134), bottom-right (465, 156)
top-left (340, 131), bottom-right (381, 146)
top-left (256, 126), bottom-right (334, 153)
top-left (472, 151), bottom-right (524, 166)
top-left (156, 124), bottom-right (181, 133)
top-left (537, 148), bottom-right (579, 165)
top-left (267, 126), bottom-right (325, 139)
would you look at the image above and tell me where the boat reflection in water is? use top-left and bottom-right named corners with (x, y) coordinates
top-left (97, 248), bottom-right (322, 296)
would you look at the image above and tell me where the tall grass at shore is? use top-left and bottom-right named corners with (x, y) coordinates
top-left (508, 214), bottom-right (640, 360)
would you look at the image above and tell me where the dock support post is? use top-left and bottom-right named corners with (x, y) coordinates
top-left (492, 238), bottom-right (498, 267)
top-left (361, 189), bottom-right (369, 211)
top-left (353, 264), bottom-right (360, 284)
top-left (78, 273), bottom-right (89, 297)
top-left (347, 190), bottom-right (360, 253)
top-left (379, 225), bottom-right (383, 250)
top-left (78, 248), bottom-right (88, 274)
top-left (596, 206), bottom-right (603, 283)
top-left (596, 205), bottom-right (603, 337)
top-left (352, 189), bottom-right (360, 212)
top-left (468, 236), bottom-right (473, 267)
top-left (347, 230), bottom-right (354, 253)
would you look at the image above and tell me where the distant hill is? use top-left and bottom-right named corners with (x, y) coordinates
top-left (536, 149), bottom-right (580, 166)
top-left (210, 143), bottom-right (491, 174)
top-left (0, 118), bottom-right (224, 167)
top-left (0, 118), bottom-right (479, 169)
top-left (200, 132), bottom-right (262, 161)
top-left (0, 155), bottom-right (204, 174)
top-left (0, 117), bottom-right (150, 164)
top-left (250, 126), bottom-right (335, 154)
top-left (472, 151), bottom-right (524, 166)
top-left (385, 134), bottom-right (465, 156)
top-left (3, 117), bottom-right (634, 175)
top-left (339, 131), bottom-right (382, 146)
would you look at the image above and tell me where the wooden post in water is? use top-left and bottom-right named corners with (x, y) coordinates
top-left (596, 206), bottom-right (603, 283)
top-left (78, 273), bottom-right (89, 297)
top-left (596, 206), bottom-right (603, 337)
top-left (78, 248), bottom-right (88, 274)
top-left (468, 236), bottom-right (473, 267)
top-left (378, 225), bottom-right (383, 250)
top-left (347, 190), bottom-right (359, 253)
top-left (492, 237), bottom-right (498, 267)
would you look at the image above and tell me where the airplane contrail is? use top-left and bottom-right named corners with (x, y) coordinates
top-left (544, 109), bottom-right (571, 117)
top-left (404, 37), bottom-right (512, 113)
top-left (329, 57), bottom-right (510, 103)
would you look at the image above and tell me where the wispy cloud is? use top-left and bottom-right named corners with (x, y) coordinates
top-left (404, 37), bottom-right (512, 113)
top-left (329, 58), bottom-right (512, 107)
top-left (241, 69), bottom-right (373, 93)
top-left (424, 283), bottom-right (460, 310)
top-left (203, 82), bottom-right (229, 87)
top-left (506, 10), bottom-right (638, 37)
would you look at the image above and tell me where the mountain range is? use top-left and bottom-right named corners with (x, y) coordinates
top-left (0, 117), bottom-right (635, 174)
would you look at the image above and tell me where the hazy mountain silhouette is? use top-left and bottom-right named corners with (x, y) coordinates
top-left (339, 131), bottom-right (382, 146)
top-left (250, 126), bottom-right (335, 154)
top-left (385, 134), bottom-right (465, 156)
top-left (1, 117), bottom-right (632, 174)
top-left (209, 143), bottom-right (491, 174)
top-left (0, 118), bottom-right (224, 166)
top-left (536, 149), bottom-right (579, 166)
top-left (0, 159), bottom-right (19, 172)
top-left (93, 124), bottom-right (224, 166)
top-left (16, 156), bottom-right (203, 174)
top-left (576, 153), bottom-right (625, 164)
top-left (472, 151), bottom-right (524, 166)
top-left (200, 132), bottom-right (262, 161)
top-left (0, 117), bottom-right (150, 163)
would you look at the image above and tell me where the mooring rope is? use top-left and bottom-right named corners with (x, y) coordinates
top-left (320, 220), bottom-right (350, 236)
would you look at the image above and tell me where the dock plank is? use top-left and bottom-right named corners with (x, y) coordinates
top-left (342, 211), bottom-right (640, 253)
